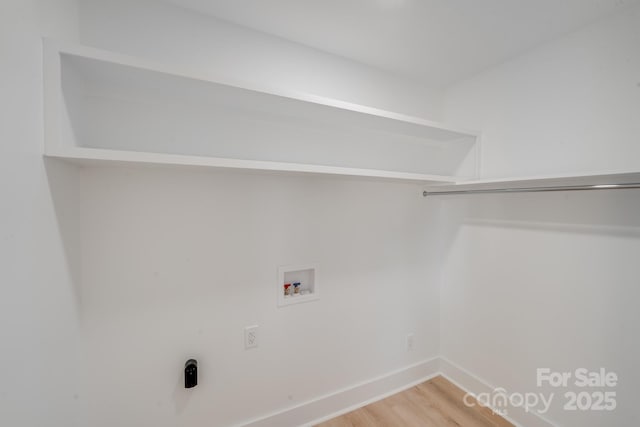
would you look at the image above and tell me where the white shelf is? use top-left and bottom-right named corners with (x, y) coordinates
top-left (43, 39), bottom-right (479, 183)
top-left (424, 170), bottom-right (640, 194)
top-left (47, 147), bottom-right (457, 183)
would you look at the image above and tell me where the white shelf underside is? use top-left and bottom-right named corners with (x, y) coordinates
top-left (46, 147), bottom-right (458, 183)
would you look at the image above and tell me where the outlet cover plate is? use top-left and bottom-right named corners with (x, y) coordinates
top-left (407, 333), bottom-right (414, 351)
top-left (245, 325), bottom-right (259, 349)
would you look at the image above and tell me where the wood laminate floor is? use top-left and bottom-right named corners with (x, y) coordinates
top-left (315, 376), bottom-right (514, 427)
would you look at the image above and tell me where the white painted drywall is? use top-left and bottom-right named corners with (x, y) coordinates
top-left (439, 192), bottom-right (640, 426)
top-left (160, 0), bottom-right (638, 87)
top-left (0, 1), bottom-right (83, 426)
top-left (444, 4), bottom-right (640, 179)
top-left (64, 1), bottom-right (446, 426)
top-left (3, 1), bottom-right (444, 425)
top-left (77, 167), bottom-right (442, 427)
top-left (440, 6), bottom-right (640, 426)
top-left (78, 0), bottom-right (444, 121)
top-left (7, 1), bottom-right (638, 426)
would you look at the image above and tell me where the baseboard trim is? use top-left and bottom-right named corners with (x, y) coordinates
top-left (439, 357), bottom-right (557, 427)
top-left (239, 357), bottom-right (440, 427)
top-left (238, 357), bottom-right (559, 427)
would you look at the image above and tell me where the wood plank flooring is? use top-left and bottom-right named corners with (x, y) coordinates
top-left (315, 376), bottom-right (514, 427)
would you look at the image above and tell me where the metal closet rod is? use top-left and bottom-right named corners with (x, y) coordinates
top-left (423, 182), bottom-right (640, 197)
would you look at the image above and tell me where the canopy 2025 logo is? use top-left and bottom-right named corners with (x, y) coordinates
top-left (463, 368), bottom-right (617, 416)
top-left (538, 368), bottom-right (617, 411)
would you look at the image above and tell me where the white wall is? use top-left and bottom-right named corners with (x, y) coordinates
top-left (445, 4), bottom-right (640, 179)
top-left (439, 191), bottom-right (640, 426)
top-left (3, 1), bottom-right (444, 425)
top-left (78, 0), bottom-right (444, 121)
top-left (76, 167), bottom-right (441, 427)
top-left (64, 1), bottom-right (445, 426)
top-left (441, 6), bottom-right (640, 426)
top-left (0, 1), bottom-right (83, 426)
top-left (7, 1), bottom-right (638, 426)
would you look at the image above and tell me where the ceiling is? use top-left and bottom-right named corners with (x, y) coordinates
top-left (161, 0), bottom-right (637, 87)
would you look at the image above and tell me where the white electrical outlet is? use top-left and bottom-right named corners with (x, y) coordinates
top-left (407, 333), bottom-right (414, 351)
top-left (244, 325), bottom-right (259, 349)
